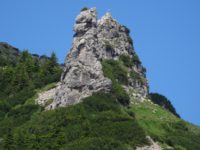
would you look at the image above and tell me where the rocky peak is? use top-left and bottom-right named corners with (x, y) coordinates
top-left (99, 12), bottom-right (114, 22)
top-left (46, 8), bottom-right (112, 109)
top-left (74, 8), bottom-right (97, 36)
top-left (97, 12), bottom-right (134, 59)
top-left (37, 8), bottom-right (149, 109)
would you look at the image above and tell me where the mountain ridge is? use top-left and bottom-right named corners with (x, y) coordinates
top-left (0, 7), bottom-right (200, 150)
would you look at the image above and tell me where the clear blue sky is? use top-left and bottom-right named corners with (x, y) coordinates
top-left (0, 0), bottom-right (200, 125)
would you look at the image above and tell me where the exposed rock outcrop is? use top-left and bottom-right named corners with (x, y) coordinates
top-left (136, 136), bottom-right (163, 150)
top-left (37, 8), bottom-right (148, 109)
top-left (47, 8), bottom-right (112, 109)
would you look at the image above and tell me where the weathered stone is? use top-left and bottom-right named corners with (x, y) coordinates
top-left (36, 83), bottom-right (60, 107)
top-left (136, 136), bottom-right (163, 150)
top-left (36, 8), bottom-right (149, 109)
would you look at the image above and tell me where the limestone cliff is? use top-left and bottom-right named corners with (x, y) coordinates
top-left (37, 8), bottom-right (148, 109)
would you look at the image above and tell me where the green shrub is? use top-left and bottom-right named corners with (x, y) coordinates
top-left (122, 25), bottom-right (130, 34)
top-left (119, 55), bottom-right (133, 68)
top-left (61, 137), bottom-right (126, 150)
top-left (101, 60), bottom-right (130, 106)
top-left (0, 104), bottom-right (40, 131)
top-left (127, 36), bottom-right (133, 45)
top-left (130, 71), bottom-right (145, 85)
top-left (112, 83), bottom-right (130, 106)
top-left (7, 87), bottom-right (36, 106)
top-left (172, 121), bottom-right (188, 131)
top-left (149, 93), bottom-right (180, 118)
top-left (174, 145), bottom-right (187, 150)
top-left (119, 54), bottom-right (141, 67)
top-left (132, 53), bottom-right (141, 64)
top-left (82, 93), bottom-right (120, 112)
top-left (0, 100), bottom-right (11, 115)
top-left (81, 7), bottom-right (89, 12)
top-left (102, 59), bottom-right (128, 85)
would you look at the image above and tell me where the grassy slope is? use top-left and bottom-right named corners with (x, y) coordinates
top-left (102, 58), bottom-right (200, 150)
top-left (130, 100), bottom-right (200, 150)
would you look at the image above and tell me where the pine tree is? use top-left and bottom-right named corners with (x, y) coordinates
top-left (11, 64), bottom-right (30, 91)
top-left (48, 52), bottom-right (58, 74)
top-left (3, 128), bottom-right (15, 150)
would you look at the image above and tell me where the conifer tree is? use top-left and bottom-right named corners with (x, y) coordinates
top-left (3, 128), bottom-right (15, 150)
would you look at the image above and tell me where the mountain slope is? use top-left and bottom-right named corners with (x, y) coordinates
top-left (0, 8), bottom-right (200, 150)
top-left (1, 54), bottom-right (199, 150)
top-left (1, 83), bottom-right (200, 150)
top-left (131, 100), bottom-right (200, 150)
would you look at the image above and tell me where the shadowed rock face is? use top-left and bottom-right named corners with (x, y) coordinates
top-left (40, 8), bottom-right (148, 109)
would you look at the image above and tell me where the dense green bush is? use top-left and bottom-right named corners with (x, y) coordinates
top-left (119, 55), bottom-right (133, 68)
top-left (102, 59), bottom-right (128, 85)
top-left (132, 53), bottom-right (141, 64)
top-left (173, 145), bottom-right (187, 150)
top-left (61, 137), bottom-right (126, 150)
top-left (149, 93), bottom-right (180, 118)
top-left (122, 25), bottom-right (130, 34)
top-left (112, 83), bottom-right (130, 106)
top-left (130, 71), bottom-right (144, 84)
top-left (7, 105), bottom-right (40, 126)
top-left (119, 54), bottom-right (141, 68)
top-left (82, 93), bottom-right (120, 112)
top-left (127, 36), bottom-right (133, 45)
top-left (81, 7), bottom-right (89, 12)
top-left (0, 100), bottom-right (11, 116)
top-left (101, 60), bottom-right (130, 106)
top-left (7, 87), bottom-right (36, 107)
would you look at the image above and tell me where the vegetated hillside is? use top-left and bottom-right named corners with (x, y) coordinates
top-left (0, 44), bottom-right (62, 149)
top-left (0, 47), bottom-right (200, 149)
top-left (0, 8), bottom-right (200, 150)
top-left (0, 42), bottom-right (51, 67)
top-left (0, 42), bottom-right (21, 66)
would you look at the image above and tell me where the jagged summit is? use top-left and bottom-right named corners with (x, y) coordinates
top-left (37, 8), bottom-right (148, 109)
top-left (99, 12), bottom-right (114, 22)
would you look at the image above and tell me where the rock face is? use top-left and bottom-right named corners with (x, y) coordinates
top-left (38, 8), bottom-right (148, 109)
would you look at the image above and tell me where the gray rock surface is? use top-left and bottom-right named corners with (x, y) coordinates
top-left (47, 8), bottom-right (112, 109)
top-left (37, 8), bottom-right (149, 109)
top-left (136, 136), bottom-right (163, 150)
top-left (37, 86), bottom-right (58, 107)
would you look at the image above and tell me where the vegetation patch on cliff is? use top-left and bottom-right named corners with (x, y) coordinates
top-left (102, 59), bottom-right (130, 106)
